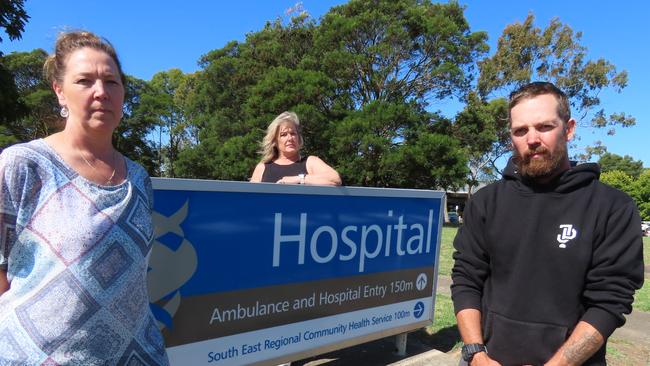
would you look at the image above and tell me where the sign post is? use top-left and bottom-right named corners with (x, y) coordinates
top-left (148, 179), bottom-right (444, 365)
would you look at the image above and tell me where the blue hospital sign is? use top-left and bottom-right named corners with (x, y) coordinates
top-left (147, 179), bottom-right (444, 365)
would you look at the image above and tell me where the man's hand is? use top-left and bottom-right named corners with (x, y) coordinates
top-left (470, 351), bottom-right (501, 366)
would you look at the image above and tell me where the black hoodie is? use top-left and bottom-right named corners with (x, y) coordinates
top-left (451, 160), bottom-right (644, 366)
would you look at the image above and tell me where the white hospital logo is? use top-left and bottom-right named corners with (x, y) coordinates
top-left (148, 200), bottom-right (198, 330)
top-left (556, 224), bottom-right (577, 248)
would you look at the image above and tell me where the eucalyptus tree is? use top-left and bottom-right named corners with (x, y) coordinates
top-left (176, 0), bottom-right (486, 188)
top-left (477, 14), bottom-right (633, 162)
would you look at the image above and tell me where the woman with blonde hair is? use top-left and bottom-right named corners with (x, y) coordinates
top-left (250, 111), bottom-right (341, 185)
top-left (0, 31), bottom-right (168, 365)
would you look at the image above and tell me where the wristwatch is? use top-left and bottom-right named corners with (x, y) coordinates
top-left (461, 343), bottom-right (487, 363)
top-left (298, 174), bottom-right (306, 185)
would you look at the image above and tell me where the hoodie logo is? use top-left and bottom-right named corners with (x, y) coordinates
top-left (556, 224), bottom-right (577, 248)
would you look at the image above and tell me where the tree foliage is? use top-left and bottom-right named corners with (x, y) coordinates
top-left (114, 76), bottom-right (159, 174)
top-left (0, 1), bottom-right (641, 198)
top-left (0, 0), bottom-right (29, 46)
top-left (598, 152), bottom-right (644, 178)
top-left (316, 0), bottom-right (487, 105)
top-left (138, 69), bottom-right (191, 177)
top-left (2, 49), bottom-right (60, 143)
top-left (449, 93), bottom-right (508, 192)
top-left (476, 13), bottom-right (633, 162)
top-left (632, 170), bottom-right (650, 220)
top-left (0, 59), bottom-right (24, 145)
top-left (600, 170), bottom-right (634, 192)
top-left (601, 169), bottom-right (650, 221)
top-left (0, 0), bottom-right (30, 143)
top-left (172, 0), bottom-right (486, 188)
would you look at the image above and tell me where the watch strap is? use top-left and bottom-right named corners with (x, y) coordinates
top-left (462, 343), bottom-right (487, 362)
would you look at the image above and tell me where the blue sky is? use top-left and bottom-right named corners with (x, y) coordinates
top-left (3, 0), bottom-right (648, 167)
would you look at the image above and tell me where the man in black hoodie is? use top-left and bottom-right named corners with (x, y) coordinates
top-left (451, 82), bottom-right (644, 366)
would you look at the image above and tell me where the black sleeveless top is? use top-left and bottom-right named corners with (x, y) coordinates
top-left (261, 156), bottom-right (308, 183)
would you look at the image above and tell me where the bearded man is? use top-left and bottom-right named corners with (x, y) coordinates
top-left (450, 82), bottom-right (644, 366)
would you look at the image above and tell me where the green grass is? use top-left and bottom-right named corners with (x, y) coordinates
top-left (634, 236), bottom-right (650, 311)
top-left (643, 236), bottom-right (650, 266)
top-left (426, 227), bottom-right (462, 352)
top-left (424, 294), bottom-right (462, 352)
top-left (605, 340), bottom-right (625, 363)
top-left (429, 294), bottom-right (457, 333)
top-left (633, 284), bottom-right (650, 311)
top-left (436, 226), bottom-right (457, 277)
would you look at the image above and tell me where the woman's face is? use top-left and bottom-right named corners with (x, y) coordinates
top-left (54, 47), bottom-right (124, 133)
top-left (276, 121), bottom-right (301, 158)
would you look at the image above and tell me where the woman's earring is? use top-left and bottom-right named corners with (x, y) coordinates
top-left (60, 106), bottom-right (69, 118)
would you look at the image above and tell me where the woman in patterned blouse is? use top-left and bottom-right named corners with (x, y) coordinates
top-left (0, 31), bottom-right (169, 365)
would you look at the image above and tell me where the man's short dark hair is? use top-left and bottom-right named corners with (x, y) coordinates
top-left (508, 81), bottom-right (571, 125)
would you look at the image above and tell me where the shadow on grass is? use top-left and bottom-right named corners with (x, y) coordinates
top-left (412, 326), bottom-right (461, 352)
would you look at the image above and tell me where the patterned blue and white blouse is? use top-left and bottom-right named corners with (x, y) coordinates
top-left (0, 139), bottom-right (169, 365)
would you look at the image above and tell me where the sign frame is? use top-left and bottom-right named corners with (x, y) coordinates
top-left (151, 178), bottom-right (445, 365)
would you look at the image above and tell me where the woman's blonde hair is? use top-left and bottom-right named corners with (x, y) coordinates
top-left (259, 111), bottom-right (303, 163)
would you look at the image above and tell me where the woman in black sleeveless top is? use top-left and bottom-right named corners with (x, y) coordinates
top-left (250, 111), bottom-right (341, 186)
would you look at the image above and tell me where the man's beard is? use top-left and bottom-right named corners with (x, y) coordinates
top-left (514, 142), bottom-right (567, 179)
